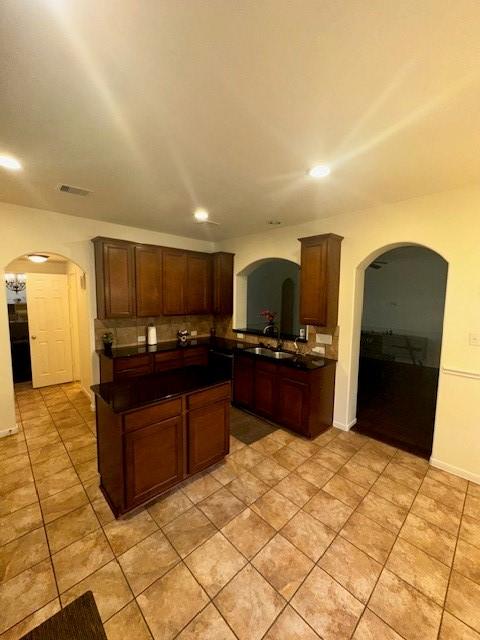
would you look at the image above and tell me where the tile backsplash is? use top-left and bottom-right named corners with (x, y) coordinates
top-left (213, 316), bottom-right (339, 360)
top-left (95, 313), bottom-right (338, 360)
top-left (95, 315), bottom-right (214, 350)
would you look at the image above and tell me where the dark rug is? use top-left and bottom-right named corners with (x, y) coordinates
top-left (231, 415), bottom-right (277, 444)
top-left (20, 592), bottom-right (107, 640)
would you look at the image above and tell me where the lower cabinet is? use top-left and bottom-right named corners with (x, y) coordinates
top-left (233, 353), bottom-right (335, 438)
top-left (96, 381), bottom-right (231, 516)
top-left (188, 400), bottom-right (230, 474)
top-left (125, 415), bottom-right (183, 508)
top-left (253, 361), bottom-right (276, 419)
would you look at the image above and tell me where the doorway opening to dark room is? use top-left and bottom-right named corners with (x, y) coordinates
top-left (354, 245), bottom-right (448, 458)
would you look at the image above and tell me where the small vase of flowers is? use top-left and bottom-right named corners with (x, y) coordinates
top-left (102, 332), bottom-right (114, 355)
top-left (260, 309), bottom-right (277, 336)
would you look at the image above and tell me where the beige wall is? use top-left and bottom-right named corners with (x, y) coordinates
top-left (0, 201), bottom-right (214, 433)
top-left (217, 186), bottom-right (480, 482)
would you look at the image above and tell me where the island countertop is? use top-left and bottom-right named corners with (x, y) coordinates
top-left (91, 364), bottom-right (231, 414)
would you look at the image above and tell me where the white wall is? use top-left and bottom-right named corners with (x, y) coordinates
top-left (362, 247), bottom-right (448, 366)
top-left (0, 201), bottom-right (214, 434)
top-left (217, 186), bottom-right (480, 482)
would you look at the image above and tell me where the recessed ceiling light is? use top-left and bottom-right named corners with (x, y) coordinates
top-left (0, 155), bottom-right (22, 171)
top-left (27, 254), bottom-right (49, 263)
top-left (194, 208), bottom-right (209, 222)
top-left (308, 164), bottom-right (331, 178)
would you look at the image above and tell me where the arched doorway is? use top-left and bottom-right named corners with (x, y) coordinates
top-left (353, 245), bottom-right (448, 457)
top-left (4, 251), bottom-right (92, 397)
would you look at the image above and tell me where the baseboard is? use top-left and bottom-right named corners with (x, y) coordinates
top-left (430, 457), bottom-right (480, 485)
top-left (0, 424), bottom-right (20, 439)
top-left (332, 418), bottom-right (357, 432)
top-left (81, 386), bottom-right (95, 412)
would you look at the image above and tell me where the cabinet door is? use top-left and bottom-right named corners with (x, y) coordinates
top-left (125, 416), bottom-right (183, 508)
top-left (97, 240), bottom-right (136, 318)
top-left (299, 234), bottom-right (343, 328)
top-left (254, 362), bottom-right (277, 419)
top-left (135, 245), bottom-right (162, 317)
top-left (299, 240), bottom-right (328, 326)
top-left (186, 253), bottom-right (212, 314)
top-left (188, 399), bottom-right (229, 474)
top-left (233, 355), bottom-right (254, 408)
top-left (162, 249), bottom-right (187, 315)
top-left (277, 375), bottom-right (310, 435)
top-left (212, 252), bottom-right (234, 315)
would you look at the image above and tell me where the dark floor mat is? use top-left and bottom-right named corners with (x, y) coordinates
top-left (20, 591), bottom-right (107, 640)
top-left (231, 415), bottom-right (277, 444)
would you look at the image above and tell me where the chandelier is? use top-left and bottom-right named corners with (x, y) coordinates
top-left (5, 273), bottom-right (26, 293)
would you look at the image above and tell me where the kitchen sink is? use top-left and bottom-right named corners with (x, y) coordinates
top-left (244, 347), bottom-right (294, 360)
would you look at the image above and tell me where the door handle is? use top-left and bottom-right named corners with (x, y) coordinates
top-left (31, 336), bottom-right (36, 340)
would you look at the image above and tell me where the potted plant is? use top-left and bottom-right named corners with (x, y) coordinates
top-left (260, 309), bottom-right (277, 336)
top-left (102, 331), bottom-right (114, 355)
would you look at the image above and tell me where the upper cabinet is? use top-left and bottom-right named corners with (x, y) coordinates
top-left (162, 249), bottom-right (187, 315)
top-left (212, 252), bottom-right (234, 315)
top-left (94, 238), bottom-right (136, 319)
top-left (93, 237), bottom-right (234, 319)
top-left (135, 245), bottom-right (162, 317)
top-left (186, 253), bottom-right (212, 314)
top-left (299, 233), bottom-right (343, 328)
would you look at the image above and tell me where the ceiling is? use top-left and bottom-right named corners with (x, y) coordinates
top-left (1, 0), bottom-right (480, 241)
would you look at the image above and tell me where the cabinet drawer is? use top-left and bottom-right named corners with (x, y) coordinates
top-left (124, 398), bottom-right (182, 432)
top-left (114, 354), bottom-right (152, 372)
top-left (115, 365), bottom-right (153, 380)
top-left (154, 351), bottom-right (183, 372)
top-left (187, 382), bottom-right (231, 410)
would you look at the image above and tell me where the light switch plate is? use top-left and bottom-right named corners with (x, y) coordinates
top-left (316, 333), bottom-right (333, 345)
top-left (469, 332), bottom-right (480, 346)
top-left (137, 335), bottom-right (146, 343)
top-left (191, 330), bottom-right (197, 337)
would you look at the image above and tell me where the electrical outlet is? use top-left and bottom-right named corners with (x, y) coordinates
top-left (316, 333), bottom-right (332, 345)
top-left (137, 335), bottom-right (146, 344)
top-left (312, 345), bottom-right (325, 355)
top-left (469, 332), bottom-right (480, 346)
top-left (237, 333), bottom-right (244, 339)
top-left (191, 330), bottom-right (197, 337)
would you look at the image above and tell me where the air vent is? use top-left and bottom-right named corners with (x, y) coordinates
top-left (58, 184), bottom-right (91, 197)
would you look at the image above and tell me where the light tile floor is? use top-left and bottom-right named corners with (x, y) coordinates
top-left (1, 382), bottom-right (480, 639)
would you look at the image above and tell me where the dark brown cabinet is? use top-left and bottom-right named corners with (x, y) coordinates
top-left (99, 345), bottom-right (210, 382)
top-left (94, 239), bottom-right (136, 319)
top-left (212, 252), bottom-right (234, 315)
top-left (233, 352), bottom-right (336, 438)
top-left (299, 233), bottom-right (343, 328)
top-left (277, 373), bottom-right (310, 433)
top-left (186, 253), bottom-right (212, 314)
top-left (233, 354), bottom-right (254, 408)
top-left (95, 381), bottom-right (231, 516)
top-left (135, 245), bottom-right (162, 317)
top-left (188, 399), bottom-right (230, 474)
top-left (93, 237), bottom-right (234, 320)
top-left (162, 249), bottom-right (187, 315)
top-left (253, 361), bottom-right (276, 419)
top-left (125, 415), bottom-right (183, 507)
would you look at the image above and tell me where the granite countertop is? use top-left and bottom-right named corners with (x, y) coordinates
top-left (91, 365), bottom-right (231, 413)
top-left (97, 336), bottom-right (249, 359)
top-left (97, 336), bottom-right (335, 371)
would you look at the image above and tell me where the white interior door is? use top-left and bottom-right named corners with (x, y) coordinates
top-left (27, 273), bottom-right (74, 388)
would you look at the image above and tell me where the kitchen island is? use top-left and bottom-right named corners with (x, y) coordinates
top-left (92, 365), bottom-right (231, 517)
